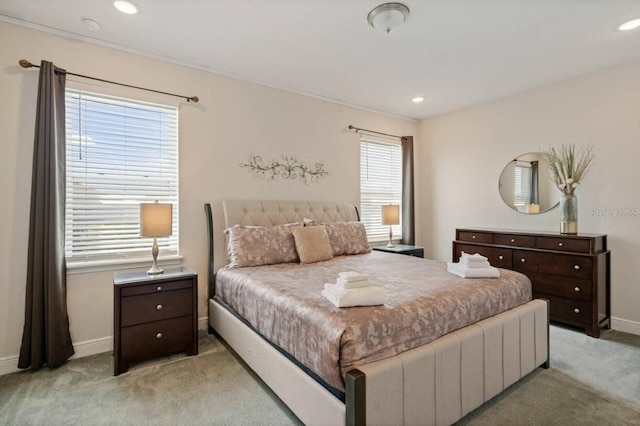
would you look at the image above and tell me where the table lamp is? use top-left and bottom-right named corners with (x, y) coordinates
top-left (382, 204), bottom-right (400, 248)
top-left (140, 201), bottom-right (172, 275)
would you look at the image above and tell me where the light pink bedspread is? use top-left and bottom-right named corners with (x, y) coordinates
top-left (215, 251), bottom-right (531, 392)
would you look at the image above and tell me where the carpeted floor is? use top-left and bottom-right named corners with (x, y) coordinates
top-left (1, 326), bottom-right (639, 425)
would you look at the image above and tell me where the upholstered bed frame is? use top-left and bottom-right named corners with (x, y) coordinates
top-left (205, 200), bottom-right (550, 426)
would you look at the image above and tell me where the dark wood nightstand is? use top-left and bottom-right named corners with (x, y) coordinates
top-left (113, 267), bottom-right (198, 375)
top-left (373, 244), bottom-right (424, 258)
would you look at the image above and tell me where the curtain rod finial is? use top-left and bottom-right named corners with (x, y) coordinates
top-left (19, 59), bottom-right (33, 68)
top-left (189, 96), bottom-right (199, 103)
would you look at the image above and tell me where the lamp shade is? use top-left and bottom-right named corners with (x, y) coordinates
top-left (381, 204), bottom-right (400, 225)
top-left (140, 202), bottom-right (173, 237)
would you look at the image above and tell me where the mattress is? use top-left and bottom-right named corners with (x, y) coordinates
top-left (215, 251), bottom-right (532, 392)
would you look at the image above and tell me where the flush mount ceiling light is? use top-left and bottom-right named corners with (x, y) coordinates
top-left (618, 18), bottom-right (640, 31)
top-left (114, 0), bottom-right (139, 15)
top-left (367, 3), bottom-right (410, 34)
top-left (411, 96), bottom-right (425, 103)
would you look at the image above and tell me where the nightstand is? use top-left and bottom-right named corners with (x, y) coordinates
top-left (113, 266), bottom-right (198, 376)
top-left (373, 244), bottom-right (424, 258)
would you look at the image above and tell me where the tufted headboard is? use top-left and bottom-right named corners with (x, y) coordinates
top-left (204, 200), bottom-right (359, 298)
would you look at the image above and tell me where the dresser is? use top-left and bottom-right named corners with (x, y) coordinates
top-left (452, 229), bottom-right (610, 337)
top-left (113, 267), bottom-right (198, 375)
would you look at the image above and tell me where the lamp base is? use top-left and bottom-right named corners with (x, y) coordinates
top-left (147, 237), bottom-right (164, 275)
top-left (387, 226), bottom-right (395, 248)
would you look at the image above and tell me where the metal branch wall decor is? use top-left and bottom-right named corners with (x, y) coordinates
top-left (241, 154), bottom-right (329, 185)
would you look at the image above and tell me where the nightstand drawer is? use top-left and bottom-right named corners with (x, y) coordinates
top-left (121, 316), bottom-right (192, 360)
top-left (121, 288), bottom-right (192, 327)
top-left (121, 279), bottom-right (193, 297)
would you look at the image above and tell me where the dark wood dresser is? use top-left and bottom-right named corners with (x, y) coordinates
top-left (113, 267), bottom-right (198, 375)
top-left (452, 228), bottom-right (610, 337)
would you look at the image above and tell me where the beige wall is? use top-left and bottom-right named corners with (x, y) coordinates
top-left (0, 21), bottom-right (417, 363)
top-left (419, 58), bottom-right (640, 333)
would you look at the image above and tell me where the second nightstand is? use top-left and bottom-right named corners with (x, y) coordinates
top-left (373, 244), bottom-right (424, 258)
top-left (113, 267), bottom-right (198, 376)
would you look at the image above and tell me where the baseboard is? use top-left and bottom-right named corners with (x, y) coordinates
top-left (611, 317), bottom-right (640, 336)
top-left (1, 318), bottom-right (211, 376)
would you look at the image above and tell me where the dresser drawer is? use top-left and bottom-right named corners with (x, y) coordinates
top-left (529, 273), bottom-right (592, 301)
top-left (494, 234), bottom-right (536, 248)
top-left (536, 236), bottom-right (591, 253)
top-left (454, 243), bottom-right (512, 269)
top-left (121, 288), bottom-right (192, 327)
top-left (120, 315), bottom-right (192, 360)
top-left (512, 250), bottom-right (540, 273)
top-left (538, 253), bottom-right (592, 280)
top-left (457, 231), bottom-right (493, 243)
top-left (538, 293), bottom-right (592, 324)
top-left (121, 279), bottom-right (193, 297)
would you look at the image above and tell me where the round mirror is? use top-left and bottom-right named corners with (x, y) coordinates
top-left (498, 152), bottom-right (559, 214)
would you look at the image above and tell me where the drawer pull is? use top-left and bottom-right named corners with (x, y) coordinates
top-left (574, 265), bottom-right (580, 270)
top-left (574, 308), bottom-right (580, 314)
top-left (157, 286), bottom-right (162, 291)
top-left (510, 238), bottom-right (515, 243)
top-left (472, 235), bottom-right (476, 239)
top-left (156, 304), bottom-right (163, 310)
top-left (558, 242), bottom-right (564, 247)
top-left (156, 333), bottom-right (163, 339)
top-left (520, 258), bottom-right (526, 263)
top-left (498, 255), bottom-right (504, 260)
top-left (574, 287), bottom-right (581, 292)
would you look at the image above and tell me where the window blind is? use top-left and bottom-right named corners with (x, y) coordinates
top-left (514, 164), bottom-right (532, 213)
top-left (64, 89), bottom-right (179, 261)
top-left (360, 137), bottom-right (403, 242)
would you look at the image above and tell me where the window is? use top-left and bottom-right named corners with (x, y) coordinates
top-left (65, 89), bottom-right (179, 262)
top-left (359, 137), bottom-right (402, 243)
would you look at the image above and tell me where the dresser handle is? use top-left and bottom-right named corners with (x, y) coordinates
top-left (156, 304), bottom-right (163, 310)
top-left (574, 265), bottom-right (580, 270)
top-left (574, 308), bottom-right (580, 314)
top-left (558, 242), bottom-right (564, 247)
top-left (157, 286), bottom-right (162, 291)
top-left (498, 255), bottom-right (504, 260)
top-left (472, 235), bottom-right (476, 239)
top-left (156, 333), bottom-right (163, 339)
top-left (510, 238), bottom-right (515, 243)
top-left (520, 258), bottom-right (526, 263)
top-left (574, 287), bottom-right (580, 292)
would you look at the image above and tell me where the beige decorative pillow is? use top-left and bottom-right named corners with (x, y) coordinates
top-left (291, 225), bottom-right (334, 264)
top-left (225, 224), bottom-right (299, 268)
top-left (323, 222), bottom-right (371, 256)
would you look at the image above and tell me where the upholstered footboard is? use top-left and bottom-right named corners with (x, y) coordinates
top-left (210, 298), bottom-right (549, 426)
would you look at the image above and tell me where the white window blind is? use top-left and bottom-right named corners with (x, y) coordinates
top-left (514, 164), bottom-right (532, 213)
top-left (65, 89), bottom-right (179, 261)
top-left (360, 137), bottom-right (402, 243)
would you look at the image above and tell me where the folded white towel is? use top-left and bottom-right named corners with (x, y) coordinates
top-left (338, 271), bottom-right (369, 282)
top-left (460, 259), bottom-right (491, 268)
top-left (447, 262), bottom-right (500, 278)
top-left (336, 276), bottom-right (370, 289)
top-left (322, 283), bottom-right (386, 308)
top-left (460, 252), bottom-right (488, 263)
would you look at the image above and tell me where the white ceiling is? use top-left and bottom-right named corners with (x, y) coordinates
top-left (1, 0), bottom-right (640, 120)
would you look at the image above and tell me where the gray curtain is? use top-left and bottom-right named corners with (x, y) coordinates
top-left (18, 61), bottom-right (74, 370)
top-left (401, 136), bottom-right (415, 245)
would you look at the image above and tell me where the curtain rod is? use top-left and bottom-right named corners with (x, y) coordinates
top-left (19, 59), bottom-right (199, 103)
top-left (348, 125), bottom-right (403, 140)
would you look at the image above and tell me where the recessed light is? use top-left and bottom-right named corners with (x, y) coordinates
top-left (81, 18), bottom-right (101, 30)
top-left (618, 18), bottom-right (640, 31)
top-left (114, 1), bottom-right (139, 15)
top-left (411, 96), bottom-right (424, 103)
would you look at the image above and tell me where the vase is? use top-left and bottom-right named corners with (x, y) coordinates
top-left (560, 193), bottom-right (578, 234)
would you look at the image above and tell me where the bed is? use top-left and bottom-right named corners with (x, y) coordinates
top-left (205, 200), bottom-right (549, 426)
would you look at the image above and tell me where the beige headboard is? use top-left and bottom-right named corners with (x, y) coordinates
top-left (205, 200), bottom-right (359, 296)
